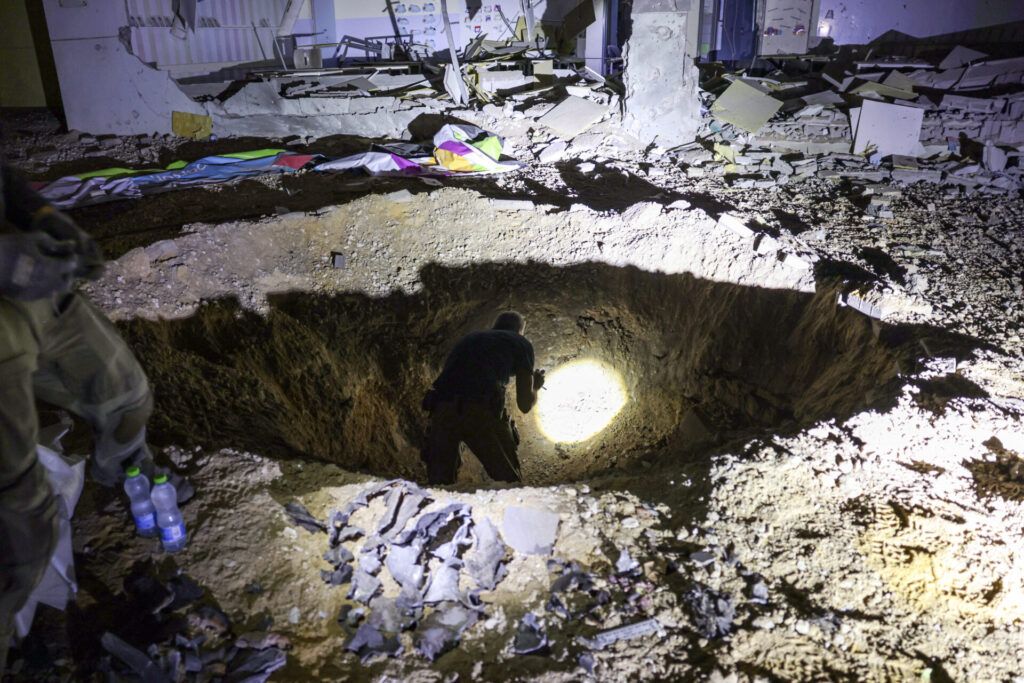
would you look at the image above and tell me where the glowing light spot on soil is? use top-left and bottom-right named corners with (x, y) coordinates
top-left (537, 359), bottom-right (627, 443)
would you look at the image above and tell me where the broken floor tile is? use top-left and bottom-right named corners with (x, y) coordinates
top-left (538, 95), bottom-right (608, 139)
top-left (711, 80), bottom-right (783, 134)
top-left (502, 506), bottom-right (560, 555)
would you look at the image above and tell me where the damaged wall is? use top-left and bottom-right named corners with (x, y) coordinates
top-left (818, 0), bottom-right (1024, 46)
top-left (41, 0), bottom-right (206, 135)
top-left (292, 0), bottom-right (587, 56)
top-left (39, 0), bottom-right (433, 137)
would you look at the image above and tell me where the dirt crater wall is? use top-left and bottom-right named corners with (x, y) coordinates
top-left (121, 262), bottom-right (915, 484)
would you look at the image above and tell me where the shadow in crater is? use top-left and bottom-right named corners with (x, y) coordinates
top-left (116, 261), bottom-right (987, 501)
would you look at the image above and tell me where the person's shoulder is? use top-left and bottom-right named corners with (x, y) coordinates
top-left (510, 333), bottom-right (534, 363)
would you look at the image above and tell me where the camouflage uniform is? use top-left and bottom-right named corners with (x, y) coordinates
top-left (0, 165), bottom-right (154, 672)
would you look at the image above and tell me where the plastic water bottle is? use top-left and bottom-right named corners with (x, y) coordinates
top-left (123, 466), bottom-right (157, 537)
top-left (151, 474), bottom-right (187, 553)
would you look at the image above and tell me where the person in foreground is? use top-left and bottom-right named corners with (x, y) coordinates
top-left (421, 310), bottom-right (545, 485)
top-left (0, 164), bottom-right (163, 673)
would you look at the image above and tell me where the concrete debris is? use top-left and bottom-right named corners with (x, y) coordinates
top-left (939, 45), bottom-right (989, 71)
top-left (694, 43), bottom-right (1024, 195)
top-left (538, 95), bottom-right (608, 139)
top-left (345, 622), bottom-right (403, 663)
top-left (853, 100), bottom-right (926, 158)
top-left (144, 240), bottom-right (181, 262)
top-left (384, 189), bottom-right (415, 203)
top-left (502, 506), bottom-right (561, 555)
top-left (711, 79), bottom-right (784, 134)
top-left (489, 198), bottom-right (536, 211)
top-left (840, 291), bottom-right (884, 320)
top-left (537, 140), bottom-right (568, 164)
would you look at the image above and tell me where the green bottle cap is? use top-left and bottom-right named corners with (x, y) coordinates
top-left (126, 466), bottom-right (141, 477)
top-left (153, 474), bottom-right (169, 485)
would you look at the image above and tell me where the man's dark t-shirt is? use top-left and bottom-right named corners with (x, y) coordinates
top-left (431, 330), bottom-right (534, 407)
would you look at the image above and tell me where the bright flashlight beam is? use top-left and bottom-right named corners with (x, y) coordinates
top-left (536, 359), bottom-right (627, 443)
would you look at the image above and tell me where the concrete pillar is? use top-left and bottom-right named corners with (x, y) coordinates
top-left (622, 0), bottom-right (701, 146)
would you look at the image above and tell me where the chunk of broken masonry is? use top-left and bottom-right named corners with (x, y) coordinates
top-left (502, 506), bottom-right (560, 555)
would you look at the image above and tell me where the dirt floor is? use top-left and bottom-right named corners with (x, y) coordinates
top-left (3, 109), bottom-right (1024, 681)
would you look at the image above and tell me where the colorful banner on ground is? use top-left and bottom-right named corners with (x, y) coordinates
top-left (36, 126), bottom-right (522, 210)
top-left (38, 150), bottom-right (322, 209)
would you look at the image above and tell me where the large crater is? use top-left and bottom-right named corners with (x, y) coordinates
top-left (120, 261), bottom-right (933, 484)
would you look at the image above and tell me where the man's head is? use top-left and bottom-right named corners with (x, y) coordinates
top-left (492, 310), bottom-right (525, 335)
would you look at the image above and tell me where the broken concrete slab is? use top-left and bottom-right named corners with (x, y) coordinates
top-left (384, 189), bottom-right (415, 203)
top-left (882, 71), bottom-right (917, 93)
top-left (537, 96), bottom-right (608, 139)
top-left (537, 140), bottom-right (568, 164)
top-left (711, 80), bottom-right (783, 134)
top-left (850, 81), bottom-right (916, 101)
top-left (144, 240), bottom-right (180, 262)
top-left (489, 199), bottom-right (536, 211)
top-left (716, 213), bottom-right (756, 238)
top-left (502, 507), bottom-right (560, 555)
top-left (801, 90), bottom-right (845, 107)
top-left (958, 56), bottom-right (1024, 91)
top-left (938, 45), bottom-right (988, 71)
top-left (853, 100), bottom-right (924, 158)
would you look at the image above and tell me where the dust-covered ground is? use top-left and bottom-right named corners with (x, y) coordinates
top-left (4, 109), bottom-right (1024, 682)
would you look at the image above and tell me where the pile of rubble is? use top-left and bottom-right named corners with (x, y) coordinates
top-left (692, 45), bottom-right (1024, 196)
